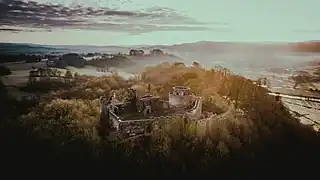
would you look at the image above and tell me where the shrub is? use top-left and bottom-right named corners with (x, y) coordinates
top-left (0, 65), bottom-right (11, 76)
top-left (21, 98), bottom-right (100, 144)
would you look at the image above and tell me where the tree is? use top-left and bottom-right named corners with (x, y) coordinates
top-left (129, 49), bottom-right (137, 56)
top-left (51, 68), bottom-right (59, 77)
top-left (256, 79), bottom-right (262, 86)
top-left (37, 68), bottom-right (44, 77)
top-left (28, 70), bottom-right (37, 84)
top-left (46, 68), bottom-right (54, 77)
top-left (192, 61), bottom-right (201, 68)
top-left (222, 68), bottom-right (231, 76)
top-left (57, 70), bottom-right (62, 77)
top-left (150, 49), bottom-right (164, 56)
top-left (64, 69), bottom-right (73, 79)
top-left (263, 77), bottom-right (270, 86)
top-left (74, 72), bottom-right (80, 78)
top-left (0, 66), bottom-right (11, 77)
top-left (291, 75), bottom-right (311, 89)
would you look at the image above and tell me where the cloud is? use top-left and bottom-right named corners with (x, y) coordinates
top-left (0, 27), bottom-right (50, 32)
top-left (0, 0), bottom-right (228, 34)
top-left (0, 28), bottom-right (22, 32)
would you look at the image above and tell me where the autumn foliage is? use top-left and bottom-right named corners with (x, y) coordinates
top-left (1, 62), bottom-right (320, 177)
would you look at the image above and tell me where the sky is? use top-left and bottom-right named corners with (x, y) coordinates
top-left (0, 0), bottom-right (319, 45)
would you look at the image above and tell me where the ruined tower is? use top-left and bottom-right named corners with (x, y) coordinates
top-left (168, 86), bottom-right (193, 107)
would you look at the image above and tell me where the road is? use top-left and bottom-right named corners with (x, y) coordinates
top-left (268, 92), bottom-right (320, 131)
top-left (268, 92), bottom-right (320, 103)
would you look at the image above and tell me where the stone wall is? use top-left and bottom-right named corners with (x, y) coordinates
top-left (193, 100), bottom-right (235, 137)
top-left (100, 94), bottom-right (236, 139)
top-left (100, 96), bottom-right (171, 132)
top-left (185, 97), bottom-right (203, 120)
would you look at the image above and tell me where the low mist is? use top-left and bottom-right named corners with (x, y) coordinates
top-left (127, 45), bottom-right (320, 75)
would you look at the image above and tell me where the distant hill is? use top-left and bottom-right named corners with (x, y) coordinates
top-left (0, 43), bottom-right (69, 55)
top-left (137, 41), bottom-right (320, 53)
top-left (133, 41), bottom-right (292, 54)
top-left (288, 41), bottom-right (320, 52)
top-left (0, 43), bottom-right (130, 55)
top-left (1, 41), bottom-right (320, 56)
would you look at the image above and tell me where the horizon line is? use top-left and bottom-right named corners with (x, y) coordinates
top-left (0, 40), bottom-right (319, 47)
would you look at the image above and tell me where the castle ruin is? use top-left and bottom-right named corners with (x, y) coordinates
top-left (99, 86), bottom-right (204, 139)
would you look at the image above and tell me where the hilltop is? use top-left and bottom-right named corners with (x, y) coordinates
top-left (1, 61), bottom-right (320, 177)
